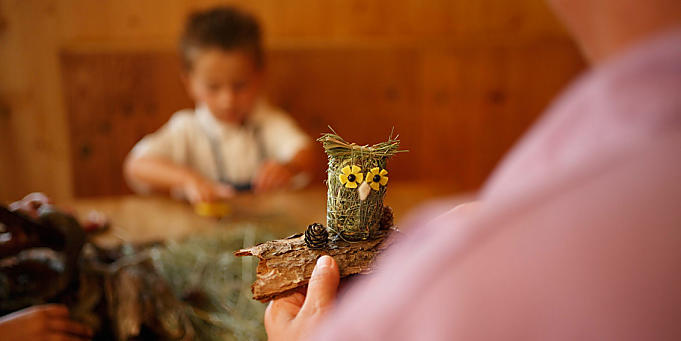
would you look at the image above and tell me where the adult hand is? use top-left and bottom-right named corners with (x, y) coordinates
top-left (183, 174), bottom-right (234, 204)
top-left (265, 255), bottom-right (340, 341)
top-left (8, 192), bottom-right (52, 219)
top-left (0, 304), bottom-right (93, 340)
top-left (253, 161), bottom-right (295, 193)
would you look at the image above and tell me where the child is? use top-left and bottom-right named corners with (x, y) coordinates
top-left (124, 6), bottom-right (315, 204)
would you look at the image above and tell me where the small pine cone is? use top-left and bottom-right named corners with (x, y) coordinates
top-left (305, 223), bottom-right (328, 249)
top-left (379, 206), bottom-right (394, 230)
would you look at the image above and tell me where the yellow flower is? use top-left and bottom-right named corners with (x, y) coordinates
top-left (366, 167), bottom-right (388, 191)
top-left (339, 165), bottom-right (364, 188)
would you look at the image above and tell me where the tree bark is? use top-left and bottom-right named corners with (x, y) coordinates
top-left (235, 228), bottom-right (398, 302)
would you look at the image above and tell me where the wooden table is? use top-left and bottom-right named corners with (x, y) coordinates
top-left (67, 182), bottom-right (458, 247)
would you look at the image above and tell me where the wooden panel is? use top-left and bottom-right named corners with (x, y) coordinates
top-left (55, 0), bottom-right (567, 43)
top-left (420, 40), bottom-right (585, 189)
top-left (2, 0), bottom-right (582, 201)
top-left (60, 48), bottom-right (423, 196)
top-left (258, 0), bottom-right (567, 40)
top-left (265, 48), bottom-right (423, 181)
top-left (60, 41), bottom-right (584, 197)
top-left (0, 97), bottom-right (20, 201)
top-left (61, 52), bottom-right (192, 197)
top-left (0, 0), bottom-right (72, 202)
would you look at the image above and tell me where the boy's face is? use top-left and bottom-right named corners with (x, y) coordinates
top-left (185, 48), bottom-right (262, 124)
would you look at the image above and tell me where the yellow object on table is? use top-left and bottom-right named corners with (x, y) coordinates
top-left (194, 201), bottom-right (232, 218)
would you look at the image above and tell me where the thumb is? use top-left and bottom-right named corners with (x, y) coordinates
top-left (301, 255), bottom-right (340, 316)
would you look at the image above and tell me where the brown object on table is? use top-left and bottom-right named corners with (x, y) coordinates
top-left (379, 206), bottom-right (394, 230)
top-left (235, 228), bottom-right (399, 302)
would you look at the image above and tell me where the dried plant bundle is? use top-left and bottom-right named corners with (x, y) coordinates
top-left (317, 128), bottom-right (405, 241)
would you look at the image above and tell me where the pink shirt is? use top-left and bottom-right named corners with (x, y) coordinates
top-left (314, 28), bottom-right (681, 340)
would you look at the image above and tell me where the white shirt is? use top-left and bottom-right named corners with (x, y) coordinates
top-left (128, 101), bottom-right (310, 191)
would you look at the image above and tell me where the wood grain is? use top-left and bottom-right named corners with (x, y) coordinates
top-left (419, 40), bottom-right (585, 187)
top-left (235, 228), bottom-right (398, 302)
top-left (60, 52), bottom-right (192, 197)
top-left (0, 0), bottom-right (584, 200)
top-left (60, 39), bottom-right (583, 196)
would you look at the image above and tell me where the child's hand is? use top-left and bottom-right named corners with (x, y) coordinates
top-left (183, 174), bottom-right (234, 204)
top-left (9, 192), bottom-right (52, 219)
top-left (0, 304), bottom-right (93, 340)
top-left (254, 161), bottom-right (295, 193)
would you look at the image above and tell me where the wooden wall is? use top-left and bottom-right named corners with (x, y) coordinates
top-left (0, 0), bottom-right (585, 201)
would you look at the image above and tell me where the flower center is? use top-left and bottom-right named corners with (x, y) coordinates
top-left (347, 174), bottom-right (356, 182)
top-left (373, 175), bottom-right (381, 182)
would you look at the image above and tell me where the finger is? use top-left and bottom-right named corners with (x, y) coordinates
top-left (255, 162), bottom-right (278, 192)
top-left (260, 172), bottom-right (275, 192)
top-left (47, 318), bottom-right (93, 337)
top-left (255, 173), bottom-right (271, 193)
top-left (215, 184), bottom-right (235, 198)
top-left (198, 186), bottom-right (215, 203)
top-left (453, 201), bottom-right (480, 213)
top-left (184, 185), bottom-right (200, 204)
top-left (272, 171), bottom-right (291, 189)
top-left (265, 170), bottom-right (284, 190)
top-left (265, 292), bottom-right (305, 326)
top-left (293, 285), bottom-right (308, 296)
top-left (187, 193), bottom-right (200, 205)
top-left (40, 304), bottom-right (70, 318)
top-left (46, 332), bottom-right (91, 341)
top-left (256, 165), bottom-right (274, 191)
top-left (252, 164), bottom-right (269, 190)
top-left (263, 166), bottom-right (287, 191)
top-left (25, 192), bottom-right (51, 207)
top-left (252, 176), bottom-right (263, 193)
top-left (300, 255), bottom-right (340, 316)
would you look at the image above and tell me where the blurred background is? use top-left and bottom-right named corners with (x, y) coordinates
top-left (0, 0), bottom-right (585, 202)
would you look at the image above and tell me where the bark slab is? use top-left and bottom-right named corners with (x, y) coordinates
top-left (235, 228), bottom-right (398, 302)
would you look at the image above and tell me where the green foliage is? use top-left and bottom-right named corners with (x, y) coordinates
top-left (150, 226), bottom-right (275, 341)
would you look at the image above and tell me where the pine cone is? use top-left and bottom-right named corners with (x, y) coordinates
top-left (379, 206), bottom-right (394, 230)
top-left (305, 223), bottom-right (328, 249)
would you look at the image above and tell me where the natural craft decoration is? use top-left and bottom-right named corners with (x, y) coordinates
top-left (320, 129), bottom-right (402, 241)
top-left (304, 223), bottom-right (328, 249)
top-left (366, 167), bottom-right (389, 191)
top-left (379, 206), bottom-right (394, 230)
top-left (236, 129), bottom-right (405, 301)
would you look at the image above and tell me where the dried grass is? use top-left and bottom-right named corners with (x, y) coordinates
top-left (317, 128), bottom-right (405, 241)
top-left (150, 226), bottom-right (276, 341)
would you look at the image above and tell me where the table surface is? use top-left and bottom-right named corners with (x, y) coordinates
top-left (67, 182), bottom-right (460, 247)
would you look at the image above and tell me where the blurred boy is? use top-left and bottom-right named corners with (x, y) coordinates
top-left (125, 7), bottom-right (315, 204)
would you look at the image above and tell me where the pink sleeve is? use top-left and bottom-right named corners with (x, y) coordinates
top-left (311, 133), bottom-right (681, 340)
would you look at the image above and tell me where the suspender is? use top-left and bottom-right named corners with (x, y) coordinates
top-left (203, 124), bottom-right (265, 192)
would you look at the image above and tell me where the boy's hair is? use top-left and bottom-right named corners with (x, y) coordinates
top-left (179, 6), bottom-right (264, 70)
